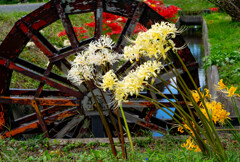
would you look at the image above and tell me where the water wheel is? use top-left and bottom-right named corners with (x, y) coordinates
top-left (0, 0), bottom-right (199, 138)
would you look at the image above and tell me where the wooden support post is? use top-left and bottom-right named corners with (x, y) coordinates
top-left (31, 99), bottom-right (49, 137)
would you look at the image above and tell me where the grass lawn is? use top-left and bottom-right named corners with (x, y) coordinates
top-left (204, 13), bottom-right (240, 92)
top-left (0, 0), bottom-right (47, 5)
top-left (0, 134), bottom-right (239, 161)
top-left (164, 0), bottom-right (214, 11)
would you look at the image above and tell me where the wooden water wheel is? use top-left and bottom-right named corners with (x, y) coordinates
top-left (0, 0), bottom-right (199, 138)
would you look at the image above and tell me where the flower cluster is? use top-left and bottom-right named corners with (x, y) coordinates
top-left (68, 36), bottom-right (122, 85)
top-left (144, 0), bottom-right (181, 22)
top-left (100, 22), bottom-right (181, 104)
top-left (216, 79), bottom-right (239, 97)
top-left (179, 87), bottom-right (230, 152)
top-left (181, 136), bottom-right (201, 152)
top-left (209, 7), bottom-right (219, 12)
top-left (85, 12), bottom-right (146, 37)
top-left (57, 0), bottom-right (180, 41)
top-left (57, 26), bottom-right (89, 40)
top-left (124, 22), bottom-right (182, 62)
top-left (178, 121), bottom-right (201, 152)
top-left (190, 87), bottom-right (230, 125)
top-left (100, 60), bottom-right (163, 105)
top-left (201, 101), bottom-right (230, 125)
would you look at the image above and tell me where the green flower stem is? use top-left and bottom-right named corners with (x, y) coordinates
top-left (162, 59), bottom-right (211, 151)
top-left (216, 128), bottom-right (240, 131)
top-left (173, 50), bottom-right (227, 161)
top-left (86, 81), bottom-right (117, 156)
top-left (231, 97), bottom-right (240, 124)
top-left (98, 87), bottom-right (121, 141)
top-left (119, 104), bottom-right (134, 152)
top-left (226, 120), bottom-right (240, 144)
top-left (138, 93), bottom-right (197, 139)
top-left (116, 108), bottom-right (127, 159)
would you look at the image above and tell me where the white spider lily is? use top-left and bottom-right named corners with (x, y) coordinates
top-left (68, 35), bottom-right (122, 85)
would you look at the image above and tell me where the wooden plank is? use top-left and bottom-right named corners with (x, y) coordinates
top-left (76, 118), bottom-right (90, 138)
top-left (0, 96), bottom-right (78, 106)
top-left (118, 110), bottom-right (167, 134)
top-left (55, 115), bottom-right (84, 138)
top-left (55, 0), bottom-right (79, 49)
top-left (115, 2), bottom-right (145, 52)
top-left (9, 89), bottom-right (71, 97)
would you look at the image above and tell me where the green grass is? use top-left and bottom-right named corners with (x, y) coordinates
top-left (0, 0), bottom-right (48, 5)
top-left (164, 0), bottom-right (214, 11)
top-left (203, 13), bottom-right (240, 92)
top-left (0, 135), bottom-right (239, 161)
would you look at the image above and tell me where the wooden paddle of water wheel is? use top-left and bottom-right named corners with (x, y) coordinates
top-left (0, 0), bottom-right (199, 138)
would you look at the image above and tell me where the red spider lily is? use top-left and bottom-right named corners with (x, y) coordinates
top-left (85, 22), bottom-right (95, 27)
top-left (57, 30), bottom-right (67, 37)
top-left (133, 24), bottom-right (147, 34)
top-left (107, 23), bottom-right (122, 33)
top-left (83, 36), bottom-right (89, 39)
top-left (57, 0), bottom-right (180, 41)
top-left (58, 27), bottom-right (88, 37)
top-left (103, 12), bottom-right (119, 20)
top-left (209, 7), bottom-right (219, 12)
top-left (159, 6), bottom-right (180, 19)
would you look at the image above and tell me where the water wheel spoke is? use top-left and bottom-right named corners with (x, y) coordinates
top-left (54, 0), bottom-right (79, 49)
top-left (0, 59), bottom-right (83, 98)
top-left (15, 58), bottom-right (74, 88)
top-left (94, 0), bottom-right (103, 39)
top-left (115, 2), bottom-right (145, 52)
top-left (19, 22), bottom-right (56, 58)
top-left (21, 1), bottom-right (59, 30)
top-left (49, 37), bottom-right (94, 63)
top-left (113, 3), bottom-right (145, 74)
top-left (34, 63), bottom-right (54, 97)
top-left (56, 36), bottom-right (94, 55)
top-left (18, 21), bottom-right (71, 71)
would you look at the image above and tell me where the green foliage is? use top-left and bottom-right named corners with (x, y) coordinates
top-left (204, 13), bottom-right (240, 92)
top-left (0, 0), bottom-right (48, 5)
top-left (1, 136), bottom-right (239, 161)
top-left (63, 142), bottom-right (84, 152)
top-left (164, 0), bottom-right (214, 11)
top-left (134, 137), bottom-right (153, 147)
